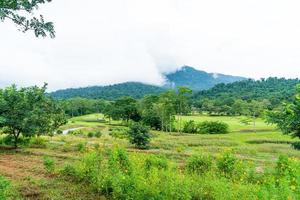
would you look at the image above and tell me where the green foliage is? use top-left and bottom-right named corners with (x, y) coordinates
top-left (109, 127), bottom-right (128, 139)
top-left (43, 156), bottom-right (55, 173)
top-left (186, 154), bottom-right (213, 174)
top-left (127, 123), bottom-right (151, 149)
top-left (182, 120), bottom-right (198, 133)
top-left (292, 141), bottom-right (300, 150)
top-left (0, 0), bottom-right (55, 37)
top-left (0, 176), bottom-right (10, 200)
top-left (60, 148), bottom-right (300, 200)
top-left (0, 84), bottom-right (67, 147)
top-left (29, 136), bottom-right (48, 148)
top-left (266, 84), bottom-right (300, 139)
top-left (217, 152), bottom-right (237, 176)
top-left (87, 132), bottom-right (95, 138)
top-left (69, 129), bottom-right (84, 136)
top-left (51, 82), bottom-right (165, 100)
top-left (194, 78), bottom-right (300, 112)
top-left (198, 121), bottom-right (229, 134)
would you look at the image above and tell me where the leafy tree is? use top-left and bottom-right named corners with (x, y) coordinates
top-left (0, 84), bottom-right (66, 147)
top-left (176, 86), bottom-right (192, 133)
top-left (110, 97), bottom-right (141, 123)
top-left (0, 0), bottom-right (55, 37)
top-left (127, 123), bottom-right (151, 149)
top-left (266, 84), bottom-right (300, 139)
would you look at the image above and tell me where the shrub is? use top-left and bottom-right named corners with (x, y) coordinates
top-left (0, 176), bottom-right (10, 200)
top-left (29, 136), bottom-right (48, 148)
top-left (182, 120), bottom-right (198, 134)
top-left (69, 129), bottom-right (84, 136)
top-left (291, 141), bottom-right (300, 150)
top-left (198, 121), bottom-right (229, 134)
top-left (109, 127), bottom-right (128, 139)
top-left (127, 123), bottom-right (151, 149)
top-left (76, 142), bottom-right (87, 152)
top-left (144, 155), bottom-right (168, 171)
top-left (56, 129), bottom-right (63, 135)
top-left (87, 132), bottom-right (95, 138)
top-left (43, 156), bottom-right (55, 173)
top-left (94, 131), bottom-right (102, 138)
top-left (186, 154), bottom-right (213, 174)
top-left (217, 152), bottom-right (237, 176)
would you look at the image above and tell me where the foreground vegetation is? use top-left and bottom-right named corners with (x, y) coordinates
top-left (0, 113), bottom-right (299, 199)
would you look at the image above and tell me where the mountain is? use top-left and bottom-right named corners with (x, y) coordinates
top-left (193, 77), bottom-right (300, 107)
top-left (164, 66), bottom-right (247, 91)
top-left (50, 66), bottom-right (247, 100)
top-left (50, 82), bottom-right (165, 100)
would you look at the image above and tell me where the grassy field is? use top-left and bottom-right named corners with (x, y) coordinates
top-left (0, 113), bottom-right (299, 199)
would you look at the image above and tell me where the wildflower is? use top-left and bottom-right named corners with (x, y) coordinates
top-left (290, 185), bottom-right (296, 190)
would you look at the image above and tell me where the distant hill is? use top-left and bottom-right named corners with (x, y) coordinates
top-left (193, 77), bottom-right (300, 106)
top-left (50, 66), bottom-right (247, 100)
top-left (164, 66), bottom-right (246, 91)
top-left (50, 82), bottom-right (165, 100)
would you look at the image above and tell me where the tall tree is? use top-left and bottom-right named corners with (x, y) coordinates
top-left (0, 0), bottom-right (54, 37)
top-left (266, 84), bottom-right (300, 139)
top-left (176, 87), bottom-right (192, 133)
top-left (0, 84), bottom-right (66, 147)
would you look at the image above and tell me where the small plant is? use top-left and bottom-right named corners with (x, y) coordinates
top-left (76, 142), bottom-right (87, 152)
top-left (109, 127), bottom-right (128, 139)
top-left (94, 131), bottom-right (102, 138)
top-left (0, 176), bottom-right (10, 200)
top-left (291, 141), bottom-right (300, 150)
top-left (87, 132), bottom-right (95, 138)
top-left (182, 120), bottom-right (198, 133)
top-left (29, 136), bottom-right (48, 148)
top-left (127, 123), bottom-right (151, 149)
top-left (217, 152), bottom-right (237, 176)
top-left (43, 156), bottom-right (55, 174)
top-left (198, 121), bottom-right (229, 134)
top-left (186, 154), bottom-right (213, 174)
top-left (56, 129), bottom-right (63, 135)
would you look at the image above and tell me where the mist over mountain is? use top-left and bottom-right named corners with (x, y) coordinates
top-left (50, 66), bottom-right (247, 99)
top-left (164, 66), bottom-right (247, 91)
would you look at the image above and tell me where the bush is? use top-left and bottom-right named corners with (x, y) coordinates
top-left (69, 129), bottom-right (84, 136)
top-left (56, 129), bottom-right (63, 135)
top-left (109, 127), bottom-right (128, 139)
top-left (198, 121), bottom-right (229, 134)
top-left (94, 131), bottom-right (102, 138)
top-left (0, 176), bottom-right (10, 200)
top-left (292, 141), bottom-right (300, 150)
top-left (186, 154), bottom-right (213, 174)
top-left (87, 132), bottom-right (95, 138)
top-left (127, 123), bottom-right (151, 149)
top-left (29, 136), bottom-right (48, 148)
top-left (217, 152), bottom-right (237, 176)
top-left (182, 120), bottom-right (198, 134)
top-left (43, 156), bottom-right (55, 173)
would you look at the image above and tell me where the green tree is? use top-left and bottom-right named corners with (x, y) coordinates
top-left (111, 97), bottom-right (141, 123)
top-left (127, 123), bottom-right (151, 149)
top-left (0, 0), bottom-right (55, 37)
top-left (0, 84), bottom-right (66, 147)
top-left (266, 84), bottom-right (300, 139)
top-left (176, 87), bottom-right (192, 133)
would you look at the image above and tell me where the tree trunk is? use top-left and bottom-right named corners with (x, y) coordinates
top-left (13, 130), bottom-right (20, 148)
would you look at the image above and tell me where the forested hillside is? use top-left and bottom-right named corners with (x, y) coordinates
top-left (165, 66), bottom-right (246, 90)
top-left (50, 82), bottom-right (166, 100)
top-left (193, 78), bottom-right (300, 115)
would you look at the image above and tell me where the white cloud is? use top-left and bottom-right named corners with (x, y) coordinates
top-left (0, 0), bottom-right (300, 91)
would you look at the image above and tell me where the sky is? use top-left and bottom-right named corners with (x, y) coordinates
top-left (1, 0), bottom-right (300, 91)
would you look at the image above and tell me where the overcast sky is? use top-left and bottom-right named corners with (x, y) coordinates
top-left (1, 0), bottom-right (300, 91)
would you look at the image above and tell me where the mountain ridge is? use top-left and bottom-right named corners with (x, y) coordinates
top-left (50, 66), bottom-right (247, 99)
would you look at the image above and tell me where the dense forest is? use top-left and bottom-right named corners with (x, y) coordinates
top-left (51, 82), bottom-right (165, 100)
